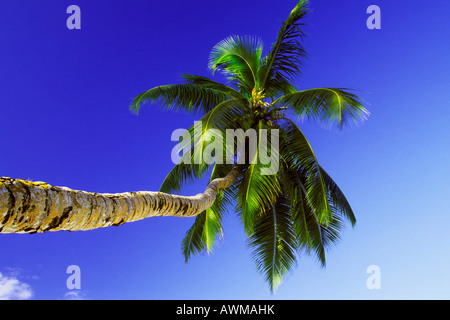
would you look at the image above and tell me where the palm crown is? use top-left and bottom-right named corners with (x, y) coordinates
top-left (131, 0), bottom-right (369, 292)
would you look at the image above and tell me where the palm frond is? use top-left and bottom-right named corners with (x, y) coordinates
top-left (202, 200), bottom-right (223, 253)
top-left (260, 0), bottom-right (309, 89)
top-left (130, 83), bottom-right (232, 115)
top-left (273, 88), bottom-right (369, 128)
top-left (209, 35), bottom-right (264, 94)
top-left (278, 127), bottom-right (356, 266)
top-left (181, 165), bottom-right (235, 262)
top-left (248, 195), bottom-right (298, 293)
top-left (284, 167), bottom-right (326, 266)
top-left (159, 164), bottom-right (207, 194)
top-left (279, 119), bottom-right (332, 225)
top-left (182, 74), bottom-right (246, 100)
top-left (319, 165), bottom-right (356, 226)
top-left (181, 211), bottom-right (207, 262)
top-left (318, 206), bottom-right (346, 250)
top-left (237, 165), bottom-right (280, 235)
top-left (281, 164), bottom-right (349, 267)
top-left (296, 184), bottom-right (346, 266)
top-left (199, 98), bottom-right (252, 132)
top-left (160, 98), bottom-right (251, 194)
top-left (191, 97), bottom-right (252, 166)
top-left (181, 204), bottom-right (224, 262)
top-left (264, 73), bottom-right (299, 100)
top-left (237, 122), bottom-right (281, 234)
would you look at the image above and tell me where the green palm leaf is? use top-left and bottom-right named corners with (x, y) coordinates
top-left (130, 83), bottom-right (232, 115)
top-left (182, 74), bottom-right (246, 100)
top-left (237, 122), bottom-right (281, 234)
top-left (260, 0), bottom-right (309, 89)
top-left (248, 195), bottom-right (297, 293)
top-left (263, 74), bottom-right (299, 100)
top-left (281, 165), bottom-right (348, 267)
top-left (159, 164), bottom-right (207, 194)
top-left (181, 164), bottom-right (234, 262)
top-left (280, 119), bottom-right (332, 225)
top-left (181, 211), bottom-right (207, 263)
top-left (273, 87), bottom-right (369, 128)
top-left (296, 190), bottom-right (346, 267)
top-left (279, 136), bottom-right (356, 266)
top-left (286, 168), bottom-right (327, 266)
top-left (209, 35), bottom-right (264, 94)
top-left (160, 98), bottom-right (251, 194)
top-left (319, 165), bottom-right (356, 226)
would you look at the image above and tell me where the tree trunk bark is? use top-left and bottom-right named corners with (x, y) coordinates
top-left (0, 166), bottom-right (242, 234)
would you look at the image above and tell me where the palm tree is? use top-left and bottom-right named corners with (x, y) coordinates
top-left (0, 0), bottom-right (368, 292)
top-left (130, 0), bottom-right (368, 292)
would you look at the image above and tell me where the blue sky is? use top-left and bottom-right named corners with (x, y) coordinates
top-left (1, 0), bottom-right (449, 300)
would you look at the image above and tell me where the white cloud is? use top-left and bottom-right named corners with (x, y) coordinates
top-left (0, 272), bottom-right (33, 300)
top-left (64, 291), bottom-right (84, 300)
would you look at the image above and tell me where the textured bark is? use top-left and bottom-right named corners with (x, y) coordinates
top-left (0, 166), bottom-right (242, 234)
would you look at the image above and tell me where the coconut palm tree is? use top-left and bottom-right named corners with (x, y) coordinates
top-left (0, 0), bottom-right (368, 292)
top-left (130, 0), bottom-right (368, 291)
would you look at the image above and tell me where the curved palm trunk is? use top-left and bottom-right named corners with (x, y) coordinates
top-left (0, 166), bottom-right (242, 234)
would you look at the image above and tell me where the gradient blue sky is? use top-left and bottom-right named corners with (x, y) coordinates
top-left (1, 0), bottom-right (449, 300)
